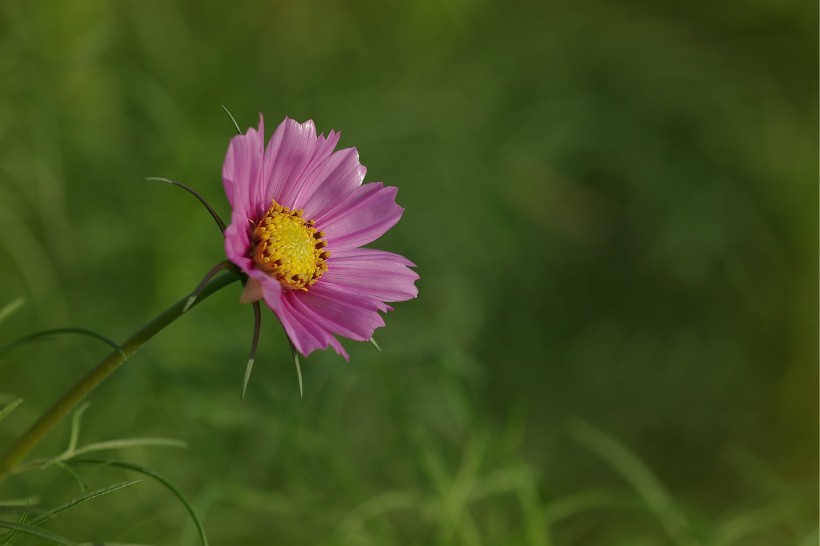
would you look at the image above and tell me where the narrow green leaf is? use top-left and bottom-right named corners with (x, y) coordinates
top-left (0, 399), bottom-right (22, 423)
top-left (68, 403), bottom-right (91, 453)
top-left (71, 459), bottom-right (209, 546)
top-left (294, 352), bottom-right (303, 398)
top-left (41, 437), bottom-right (187, 470)
top-left (221, 105), bottom-right (242, 134)
top-left (241, 356), bottom-right (255, 399)
top-left (0, 520), bottom-right (80, 545)
top-left (0, 502), bottom-right (31, 545)
top-left (144, 178), bottom-right (226, 234)
top-left (288, 341), bottom-right (303, 397)
top-left (54, 460), bottom-right (90, 491)
top-left (28, 480), bottom-right (139, 527)
top-left (0, 497), bottom-right (39, 507)
top-left (0, 328), bottom-right (126, 360)
top-left (0, 298), bottom-right (24, 325)
top-left (71, 437), bottom-right (187, 457)
top-left (0, 482), bottom-right (137, 544)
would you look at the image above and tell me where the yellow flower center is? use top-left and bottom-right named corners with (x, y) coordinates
top-left (250, 200), bottom-right (329, 291)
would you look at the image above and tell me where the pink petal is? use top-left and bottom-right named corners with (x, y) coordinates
top-left (331, 247), bottom-right (417, 267)
top-left (277, 291), bottom-right (349, 359)
top-left (316, 183), bottom-right (404, 252)
top-left (293, 146), bottom-right (366, 218)
top-left (222, 114), bottom-right (266, 221)
top-left (251, 269), bottom-right (284, 310)
top-left (224, 209), bottom-right (253, 273)
top-left (260, 118), bottom-right (340, 210)
top-left (298, 283), bottom-right (386, 341)
top-left (322, 248), bottom-right (418, 303)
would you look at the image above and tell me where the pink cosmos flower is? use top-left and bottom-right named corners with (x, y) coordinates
top-left (222, 115), bottom-right (418, 359)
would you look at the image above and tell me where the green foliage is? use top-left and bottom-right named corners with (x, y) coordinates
top-left (70, 460), bottom-right (209, 546)
top-left (0, 404), bottom-right (206, 545)
top-left (0, 0), bottom-right (815, 543)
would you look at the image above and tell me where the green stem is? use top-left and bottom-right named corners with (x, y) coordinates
top-left (0, 272), bottom-right (240, 479)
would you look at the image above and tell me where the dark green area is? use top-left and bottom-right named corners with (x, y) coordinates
top-left (0, 0), bottom-right (816, 544)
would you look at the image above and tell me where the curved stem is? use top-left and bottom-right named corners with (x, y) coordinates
top-left (0, 272), bottom-right (240, 479)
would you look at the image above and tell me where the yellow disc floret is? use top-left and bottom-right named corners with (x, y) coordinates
top-left (250, 200), bottom-right (329, 291)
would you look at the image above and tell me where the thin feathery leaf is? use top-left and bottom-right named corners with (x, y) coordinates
top-left (0, 399), bottom-right (22, 423)
top-left (184, 260), bottom-right (237, 313)
top-left (27, 480), bottom-right (140, 527)
top-left (221, 105), bottom-right (242, 135)
top-left (241, 301), bottom-right (262, 399)
top-left (68, 403), bottom-right (91, 453)
top-left (0, 503), bottom-right (30, 546)
top-left (369, 337), bottom-right (382, 353)
top-left (53, 461), bottom-right (89, 492)
top-left (145, 177), bottom-right (226, 233)
top-left (40, 437), bottom-right (187, 470)
top-left (71, 459), bottom-right (209, 546)
top-left (0, 298), bottom-right (24, 325)
top-left (0, 328), bottom-right (125, 360)
top-left (69, 438), bottom-right (187, 458)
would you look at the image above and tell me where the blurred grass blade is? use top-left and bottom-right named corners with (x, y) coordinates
top-left (543, 488), bottom-right (636, 523)
top-left (797, 528), bottom-right (819, 546)
top-left (77, 543), bottom-right (157, 545)
top-left (714, 503), bottom-right (799, 545)
top-left (569, 421), bottom-right (699, 546)
top-left (0, 520), bottom-right (79, 545)
top-left (0, 298), bottom-right (24, 326)
top-left (0, 399), bottom-right (22, 423)
top-left (338, 490), bottom-right (422, 540)
top-left (71, 459), bottom-right (209, 546)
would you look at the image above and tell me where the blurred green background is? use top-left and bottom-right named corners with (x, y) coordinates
top-left (0, 0), bottom-right (816, 544)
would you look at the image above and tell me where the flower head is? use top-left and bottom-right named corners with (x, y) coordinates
top-left (223, 115), bottom-right (418, 359)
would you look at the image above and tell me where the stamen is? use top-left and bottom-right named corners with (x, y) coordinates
top-left (249, 200), bottom-right (329, 291)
